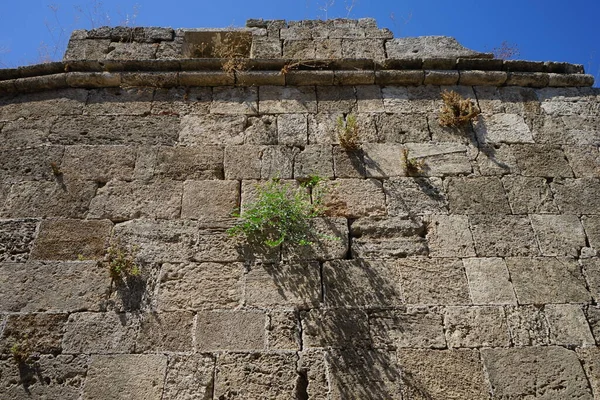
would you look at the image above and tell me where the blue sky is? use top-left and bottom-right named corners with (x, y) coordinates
top-left (1, 0), bottom-right (599, 85)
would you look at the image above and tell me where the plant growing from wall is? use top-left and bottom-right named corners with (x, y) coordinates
top-left (104, 239), bottom-right (140, 282)
top-left (227, 177), bottom-right (326, 247)
top-left (336, 114), bottom-right (360, 151)
top-left (213, 31), bottom-right (251, 74)
top-left (402, 148), bottom-right (425, 176)
top-left (9, 336), bottom-right (32, 366)
top-left (438, 90), bottom-right (480, 127)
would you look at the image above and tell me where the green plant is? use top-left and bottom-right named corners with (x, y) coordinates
top-left (336, 114), bottom-right (360, 150)
top-left (105, 239), bottom-right (140, 281)
top-left (402, 148), bottom-right (425, 176)
top-left (50, 162), bottom-right (62, 176)
top-left (227, 178), bottom-right (326, 247)
top-left (438, 90), bottom-right (480, 127)
top-left (10, 338), bottom-right (31, 365)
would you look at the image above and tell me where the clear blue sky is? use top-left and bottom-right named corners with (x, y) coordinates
top-left (1, 0), bottom-right (599, 85)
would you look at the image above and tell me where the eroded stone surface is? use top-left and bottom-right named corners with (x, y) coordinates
top-left (136, 311), bottom-right (194, 352)
top-left (0, 218), bottom-right (38, 262)
top-left (196, 310), bottom-right (266, 351)
top-left (426, 214), bottom-right (475, 257)
top-left (463, 258), bottom-right (517, 305)
top-left (163, 354), bottom-right (215, 400)
top-left (62, 312), bottom-right (139, 354)
top-left (369, 307), bottom-right (445, 349)
top-left (530, 214), bottom-right (586, 256)
top-left (470, 214), bottom-right (539, 257)
top-left (444, 306), bottom-right (510, 348)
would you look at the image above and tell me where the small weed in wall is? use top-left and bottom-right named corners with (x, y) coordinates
top-left (336, 114), bottom-right (360, 151)
top-left (104, 239), bottom-right (140, 282)
top-left (227, 177), bottom-right (327, 248)
top-left (9, 337), bottom-right (32, 366)
top-left (213, 31), bottom-right (251, 74)
top-left (402, 148), bottom-right (425, 176)
top-left (438, 90), bottom-right (480, 127)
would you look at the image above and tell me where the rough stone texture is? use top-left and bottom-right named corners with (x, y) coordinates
top-left (179, 114), bottom-right (245, 145)
top-left (181, 180), bottom-right (239, 221)
top-left (463, 258), bottom-right (517, 305)
top-left (384, 177), bottom-right (448, 216)
top-left (196, 310), bottom-right (266, 351)
top-left (530, 214), bottom-right (586, 256)
top-left (369, 307), bottom-right (446, 349)
top-left (0, 218), bottom-right (38, 262)
top-left (502, 175), bottom-right (558, 214)
top-left (577, 347), bottom-right (600, 400)
top-left (564, 145), bottom-right (600, 178)
top-left (62, 312), bottom-right (139, 354)
top-left (482, 347), bottom-right (593, 400)
top-left (319, 178), bottom-right (386, 218)
top-left (447, 177), bottom-right (511, 214)
top-left (1, 313), bottom-right (68, 355)
top-left (583, 258), bottom-right (600, 303)
top-left (302, 308), bottom-right (371, 349)
top-left (552, 178), bottom-right (600, 214)
top-left (83, 354), bottom-right (167, 400)
top-left (259, 86), bottom-right (317, 114)
top-left (470, 214), bottom-right (539, 256)
top-left (136, 311), bottom-right (194, 352)
top-left (404, 143), bottom-right (473, 177)
top-left (505, 305), bottom-right (550, 346)
top-left (512, 144), bottom-right (574, 177)
top-left (444, 306), bottom-right (510, 348)
top-left (544, 304), bottom-right (596, 347)
top-left (475, 113), bottom-right (534, 144)
top-left (277, 113), bottom-right (308, 146)
top-left (211, 86), bottom-right (258, 115)
top-left (506, 257), bottom-right (591, 304)
top-left (61, 145), bottom-right (136, 182)
top-left (267, 311), bottom-right (300, 351)
top-left (386, 36), bottom-right (491, 58)
top-left (30, 219), bottom-right (112, 260)
top-left (154, 146), bottom-right (224, 180)
top-left (426, 214), bottom-right (475, 257)
top-left (0, 145), bottom-right (65, 183)
top-left (163, 354), bottom-right (215, 400)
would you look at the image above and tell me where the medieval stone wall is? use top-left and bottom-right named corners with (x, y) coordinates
top-left (0, 19), bottom-right (599, 400)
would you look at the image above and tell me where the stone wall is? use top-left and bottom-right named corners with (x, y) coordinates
top-left (0, 19), bottom-right (599, 400)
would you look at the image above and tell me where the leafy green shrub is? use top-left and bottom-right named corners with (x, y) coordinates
top-left (227, 177), bottom-right (326, 247)
top-left (105, 239), bottom-right (140, 281)
top-left (438, 90), bottom-right (480, 127)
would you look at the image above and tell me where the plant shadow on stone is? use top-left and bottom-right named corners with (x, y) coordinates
top-left (7, 336), bottom-right (44, 394)
top-left (103, 238), bottom-right (146, 311)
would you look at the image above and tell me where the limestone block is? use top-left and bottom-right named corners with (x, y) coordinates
top-left (397, 349), bottom-right (489, 400)
top-left (350, 216), bottom-right (428, 259)
top-left (470, 214), bottom-right (539, 257)
top-left (334, 70), bottom-right (375, 85)
top-left (62, 312), bottom-right (139, 354)
top-left (214, 352), bottom-right (297, 400)
top-left (211, 86), bottom-right (258, 115)
top-left (323, 260), bottom-right (404, 307)
top-left (384, 177), bottom-right (448, 216)
top-left (1, 179), bottom-right (97, 219)
top-left (375, 113), bottom-right (429, 143)
top-left (157, 262), bottom-right (244, 311)
top-left (314, 38), bottom-right (343, 58)
top-left (105, 41), bottom-right (157, 59)
top-left (83, 354), bottom-right (167, 400)
top-left (341, 39), bottom-right (385, 60)
top-left (447, 177), bottom-right (510, 214)
top-left (259, 86), bottom-right (317, 114)
top-left (563, 145), bottom-right (600, 178)
top-left (154, 145), bottom-right (224, 180)
top-left (0, 89), bottom-right (86, 122)
top-left (505, 305), bottom-right (550, 346)
top-left (277, 113), bottom-right (308, 146)
top-left (531, 114), bottom-right (600, 146)
top-left (196, 310), bottom-right (266, 351)
top-left (551, 178), bottom-right (600, 214)
top-left (163, 354), bottom-right (215, 400)
top-left (88, 179), bottom-right (183, 221)
top-left (267, 311), bottom-right (301, 351)
top-left (245, 261), bottom-right (321, 308)
top-left (50, 115), bottom-right (180, 145)
top-left (251, 36), bottom-right (282, 58)
top-left (530, 214), bottom-right (586, 256)
top-left (544, 304), bottom-right (596, 347)
top-left (181, 180), bottom-right (239, 221)
top-left (285, 70), bottom-right (334, 86)
top-left (511, 144), bottom-right (574, 177)
top-left (114, 219), bottom-right (198, 264)
top-left (243, 115), bottom-right (278, 144)
top-left (424, 70), bottom-right (460, 86)
top-left (474, 113), bottom-right (534, 144)
top-left (0, 183), bottom-right (9, 209)
top-left (316, 86), bottom-right (356, 113)
top-left (280, 217), bottom-right (349, 262)
top-left (0, 354), bottom-right (88, 400)
top-left (282, 39), bottom-right (316, 58)
top-left (1, 118), bottom-right (52, 149)
top-left (1, 313), bottom-right (68, 355)
top-left (64, 38), bottom-right (110, 60)
top-left (30, 219), bottom-right (112, 261)
top-left (0, 145), bottom-right (64, 183)
top-left (224, 145), bottom-right (264, 179)
top-left (136, 311), bottom-right (194, 352)
top-left (261, 146), bottom-right (299, 179)
top-left (319, 178), bottom-right (386, 218)
top-left (0, 218), bottom-right (38, 262)
top-left (333, 147), bottom-right (365, 178)
top-left (301, 308), bottom-right (370, 349)
top-left (179, 114), bottom-right (246, 146)
top-left (355, 85), bottom-right (383, 113)
top-left (426, 214), bottom-right (475, 257)
top-left (293, 145), bottom-right (334, 179)
top-left (463, 258), bottom-right (517, 305)
top-left (362, 143), bottom-right (404, 177)
top-left (506, 257), bottom-right (591, 304)
top-left (502, 176), bottom-right (558, 214)
top-left (583, 216), bottom-right (600, 251)
top-left (481, 347), bottom-right (593, 400)
top-left (582, 258), bottom-right (600, 303)
top-left (444, 306), bottom-right (510, 348)
top-left (152, 87), bottom-right (212, 115)
top-left (62, 145), bottom-right (136, 182)
top-left (395, 257), bottom-right (471, 305)
top-left (369, 307), bottom-right (446, 349)
top-left (0, 261), bottom-right (108, 312)
top-left (577, 347), bottom-right (600, 400)
top-left (405, 143), bottom-right (473, 177)
top-left (537, 87), bottom-right (599, 115)
top-left (587, 306), bottom-right (600, 344)
top-left (195, 221), bottom-right (272, 263)
top-left (86, 87), bottom-right (154, 115)
top-left (308, 113), bottom-right (342, 144)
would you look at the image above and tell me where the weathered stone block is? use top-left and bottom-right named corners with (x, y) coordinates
top-left (214, 352), bottom-right (297, 399)
top-left (158, 262), bottom-right (244, 310)
top-left (351, 216), bottom-right (428, 259)
top-left (88, 179), bottom-right (183, 221)
top-left (475, 113), bottom-right (534, 144)
top-left (505, 305), bottom-right (550, 346)
top-left (375, 113), bottom-right (429, 143)
top-left (163, 354), bottom-right (215, 400)
top-left (0, 89), bottom-right (87, 121)
top-left (463, 258), bottom-right (517, 305)
top-left (181, 180), bottom-right (239, 221)
top-left (267, 311), bottom-right (300, 351)
top-left (587, 306), bottom-right (600, 343)
top-left (0, 218), bottom-right (38, 262)
top-left (405, 143), bottom-right (473, 177)
top-left (0, 145), bottom-right (64, 182)
top-left (86, 87), bottom-right (153, 115)
top-left (362, 143), bottom-right (405, 177)
top-left (61, 145), bottom-right (136, 182)
top-left (196, 310), bottom-right (266, 351)
top-left (1, 313), bottom-right (68, 355)
top-left (530, 214), bottom-right (586, 256)
top-left (342, 38), bottom-right (385, 60)
top-left (551, 178), bottom-right (600, 214)
top-left (384, 177), bottom-right (448, 216)
top-left (152, 86), bottom-right (212, 115)
top-left (333, 147), bottom-right (365, 178)
top-left (223, 145), bottom-right (264, 179)
top-left (582, 258), bottom-right (600, 303)
top-left (62, 312), bottom-right (139, 354)
top-left (30, 219), bottom-right (112, 261)
top-left (211, 86), bottom-right (258, 115)
top-left (531, 114), bottom-right (600, 146)
top-left (243, 115), bottom-right (278, 144)
top-left (282, 39), bottom-right (316, 58)
top-left (64, 38), bottom-right (110, 60)
top-left (314, 38), bottom-right (343, 58)
top-left (316, 86), bottom-right (356, 113)
top-left (106, 41), bottom-right (157, 59)
top-left (302, 308), bottom-right (370, 348)
top-left (319, 178), bottom-right (385, 218)
top-left (356, 85), bottom-right (384, 113)
top-left (563, 145), bottom-right (600, 178)
top-left (307, 113), bottom-right (340, 144)
top-left (1, 117), bottom-right (52, 148)
top-left (396, 257), bottom-right (470, 305)
top-left (154, 145), bottom-right (223, 180)
top-left (136, 311), bottom-right (194, 352)
top-left (544, 304), bottom-right (596, 347)
top-left (502, 175), bottom-right (558, 214)
top-left (426, 215), bottom-right (475, 257)
top-left (83, 354), bottom-right (167, 400)
top-left (261, 146), bottom-right (299, 179)
top-left (277, 113), bottom-right (308, 146)
top-left (293, 145), bottom-right (334, 179)
top-left (444, 306), bottom-right (510, 348)
top-left (475, 144), bottom-right (520, 176)
top-left (506, 257), bottom-right (591, 304)
top-left (447, 177), bottom-right (510, 214)
top-left (369, 307), bottom-right (445, 349)
top-left (512, 144), bottom-right (574, 177)
top-left (250, 36), bottom-right (282, 58)
top-left (259, 86), bottom-right (317, 114)
top-left (470, 214), bottom-right (539, 256)
top-left (323, 260), bottom-right (404, 307)
top-left (179, 114), bottom-right (245, 146)
top-left (1, 179), bottom-right (97, 219)
top-left (0, 261), bottom-right (109, 312)
top-left (482, 347), bottom-right (593, 400)
top-left (577, 347), bottom-right (600, 400)
top-left (397, 349), bottom-right (489, 400)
